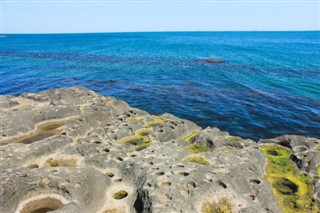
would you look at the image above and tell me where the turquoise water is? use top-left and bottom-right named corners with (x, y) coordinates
top-left (1, 31), bottom-right (320, 140)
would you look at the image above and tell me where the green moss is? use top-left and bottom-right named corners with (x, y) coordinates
top-left (226, 136), bottom-right (242, 142)
top-left (133, 140), bottom-right (152, 151)
top-left (145, 116), bottom-right (164, 127)
top-left (184, 156), bottom-right (209, 166)
top-left (219, 146), bottom-right (234, 151)
top-left (183, 131), bottom-right (198, 142)
top-left (112, 190), bottom-right (128, 199)
top-left (118, 135), bottom-right (145, 145)
top-left (105, 97), bottom-right (114, 101)
top-left (136, 128), bottom-right (153, 136)
top-left (261, 144), bottom-right (320, 213)
top-left (126, 117), bottom-right (145, 122)
top-left (127, 152), bottom-right (138, 157)
top-left (118, 132), bottom-right (152, 151)
top-left (187, 144), bottom-right (210, 154)
top-left (317, 166), bottom-right (320, 176)
top-left (202, 198), bottom-right (232, 213)
top-left (315, 145), bottom-right (320, 152)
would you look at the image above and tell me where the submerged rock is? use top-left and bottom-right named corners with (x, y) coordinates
top-left (0, 87), bottom-right (319, 213)
top-left (195, 58), bottom-right (226, 63)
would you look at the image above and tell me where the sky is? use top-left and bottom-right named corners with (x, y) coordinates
top-left (1, 0), bottom-right (320, 33)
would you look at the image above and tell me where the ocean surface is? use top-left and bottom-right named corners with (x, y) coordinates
top-left (1, 31), bottom-right (320, 141)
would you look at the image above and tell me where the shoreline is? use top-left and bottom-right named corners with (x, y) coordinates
top-left (1, 86), bottom-right (319, 212)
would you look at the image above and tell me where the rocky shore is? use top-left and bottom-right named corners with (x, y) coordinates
top-left (0, 87), bottom-right (319, 213)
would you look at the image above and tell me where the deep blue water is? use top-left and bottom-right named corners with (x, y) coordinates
top-left (1, 31), bottom-right (320, 140)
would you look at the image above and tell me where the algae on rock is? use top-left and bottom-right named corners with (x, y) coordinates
top-left (184, 156), bottom-right (210, 166)
top-left (183, 131), bottom-right (198, 142)
top-left (202, 198), bottom-right (232, 213)
top-left (187, 144), bottom-right (210, 154)
top-left (261, 144), bottom-right (320, 213)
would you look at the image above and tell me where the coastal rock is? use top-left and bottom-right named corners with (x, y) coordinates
top-left (195, 58), bottom-right (225, 63)
top-left (0, 87), bottom-right (319, 213)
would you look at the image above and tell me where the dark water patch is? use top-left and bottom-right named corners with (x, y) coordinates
top-left (0, 50), bottom-right (181, 66)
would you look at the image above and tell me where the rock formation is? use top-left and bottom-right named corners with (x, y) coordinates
top-left (0, 87), bottom-right (319, 213)
top-left (195, 58), bottom-right (225, 63)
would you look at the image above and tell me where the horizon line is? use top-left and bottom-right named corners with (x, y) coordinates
top-left (2, 30), bottom-right (320, 35)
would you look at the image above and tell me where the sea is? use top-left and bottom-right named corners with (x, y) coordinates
top-left (1, 31), bottom-right (319, 141)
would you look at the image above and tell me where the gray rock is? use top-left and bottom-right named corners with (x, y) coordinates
top-left (0, 87), bottom-right (318, 213)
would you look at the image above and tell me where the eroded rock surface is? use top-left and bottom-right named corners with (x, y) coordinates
top-left (0, 87), bottom-right (319, 213)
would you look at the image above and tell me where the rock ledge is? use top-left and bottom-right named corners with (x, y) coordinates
top-left (0, 87), bottom-right (319, 213)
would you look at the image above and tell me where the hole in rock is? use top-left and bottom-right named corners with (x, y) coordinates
top-left (2, 119), bottom-right (68, 145)
top-left (179, 172), bottom-right (189, 177)
top-left (114, 178), bottom-right (123, 182)
top-left (217, 180), bottom-right (227, 189)
top-left (106, 172), bottom-right (114, 177)
top-left (133, 189), bottom-right (151, 213)
top-left (44, 158), bottom-right (77, 167)
top-left (160, 182), bottom-right (171, 188)
top-left (156, 171), bottom-right (165, 176)
top-left (274, 178), bottom-right (298, 195)
top-left (267, 150), bottom-right (280, 156)
top-left (248, 194), bottom-right (255, 200)
top-left (113, 190), bottom-right (128, 200)
top-left (116, 157), bottom-right (124, 162)
top-left (249, 179), bottom-right (261, 185)
top-left (19, 197), bottom-right (65, 213)
top-left (186, 181), bottom-right (196, 189)
top-left (27, 164), bottom-right (39, 169)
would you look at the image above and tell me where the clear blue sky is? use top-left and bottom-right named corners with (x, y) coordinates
top-left (1, 0), bottom-right (319, 33)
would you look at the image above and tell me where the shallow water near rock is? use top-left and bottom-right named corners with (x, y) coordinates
top-left (1, 31), bottom-right (320, 140)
